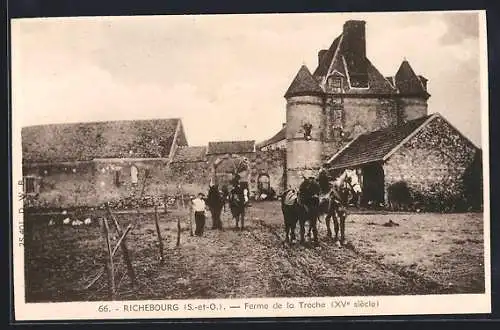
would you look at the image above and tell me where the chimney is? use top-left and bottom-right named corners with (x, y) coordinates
top-left (318, 49), bottom-right (328, 66)
top-left (342, 20), bottom-right (368, 88)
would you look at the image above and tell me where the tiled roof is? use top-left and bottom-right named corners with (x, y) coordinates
top-left (313, 35), bottom-right (342, 77)
top-left (22, 118), bottom-right (181, 163)
top-left (394, 60), bottom-right (430, 97)
top-left (311, 32), bottom-right (397, 95)
top-left (257, 126), bottom-right (286, 149)
top-left (344, 58), bottom-right (397, 95)
top-left (207, 140), bottom-right (255, 155)
top-left (310, 22), bottom-right (426, 96)
top-left (326, 115), bottom-right (434, 170)
top-left (172, 146), bottom-right (207, 163)
top-left (284, 65), bottom-right (323, 98)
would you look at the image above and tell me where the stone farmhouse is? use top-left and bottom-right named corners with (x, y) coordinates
top-left (21, 19), bottom-right (482, 211)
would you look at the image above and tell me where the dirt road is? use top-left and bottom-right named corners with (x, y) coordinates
top-left (24, 201), bottom-right (485, 302)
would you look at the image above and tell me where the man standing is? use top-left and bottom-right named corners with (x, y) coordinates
top-left (207, 184), bottom-right (224, 230)
top-left (191, 193), bottom-right (207, 236)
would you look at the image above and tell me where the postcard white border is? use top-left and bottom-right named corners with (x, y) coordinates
top-left (11, 10), bottom-right (491, 321)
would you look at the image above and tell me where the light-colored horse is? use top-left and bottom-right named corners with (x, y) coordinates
top-left (314, 168), bottom-right (362, 246)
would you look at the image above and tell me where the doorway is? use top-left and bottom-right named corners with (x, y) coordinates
top-left (257, 174), bottom-right (270, 193)
top-left (361, 162), bottom-right (385, 207)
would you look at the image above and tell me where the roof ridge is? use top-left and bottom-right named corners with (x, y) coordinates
top-left (323, 33), bottom-right (345, 84)
top-left (313, 34), bottom-right (342, 77)
top-left (326, 115), bottom-right (436, 169)
top-left (22, 117), bottom-right (181, 129)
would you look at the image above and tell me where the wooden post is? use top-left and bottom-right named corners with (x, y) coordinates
top-left (179, 184), bottom-right (185, 209)
top-left (188, 200), bottom-right (193, 236)
top-left (82, 224), bottom-right (133, 290)
top-left (106, 203), bottom-right (137, 287)
top-left (154, 205), bottom-right (165, 264)
top-left (99, 217), bottom-right (116, 300)
top-left (176, 218), bottom-right (181, 247)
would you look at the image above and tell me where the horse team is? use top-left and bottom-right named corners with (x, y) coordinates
top-left (203, 168), bottom-right (362, 247)
top-left (281, 169), bottom-right (362, 246)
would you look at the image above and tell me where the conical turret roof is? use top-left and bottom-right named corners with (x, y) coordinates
top-left (394, 60), bottom-right (429, 97)
top-left (284, 65), bottom-right (323, 98)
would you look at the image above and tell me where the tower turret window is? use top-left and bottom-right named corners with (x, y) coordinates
top-left (327, 76), bottom-right (342, 93)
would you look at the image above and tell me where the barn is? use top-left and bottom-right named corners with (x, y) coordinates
top-left (325, 113), bottom-right (482, 211)
top-left (21, 118), bottom-right (188, 210)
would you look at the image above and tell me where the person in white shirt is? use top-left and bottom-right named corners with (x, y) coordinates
top-left (191, 193), bottom-right (207, 236)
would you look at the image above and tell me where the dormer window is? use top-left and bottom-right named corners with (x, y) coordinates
top-left (326, 75), bottom-right (342, 93)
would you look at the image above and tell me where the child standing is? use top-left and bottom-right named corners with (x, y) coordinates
top-left (191, 193), bottom-right (207, 236)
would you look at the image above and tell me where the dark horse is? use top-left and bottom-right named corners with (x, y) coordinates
top-left (206, 184), bottom-right (225, 230)
top-left (228, 181), bottom-right (247, 230)
top-left (281, 176), bottom-right (322, 245)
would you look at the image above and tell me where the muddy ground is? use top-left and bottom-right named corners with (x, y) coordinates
top-left (24, 201), bottom-right (485, 302)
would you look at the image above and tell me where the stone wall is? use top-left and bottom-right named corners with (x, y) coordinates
top-left (260, 139), bottom-right (286, 151)
top-left (205, 150), bottom-right (286, 196)
top-left (22, 148), bottom-right (287, 210)
top-left (383, 116), bottom-right (479, 211)
top-left (23, 158), bottom-right (191, 210)
top-left (22, 161), bottom-right (97, 209)
top-left (398, 97), bottom-right (428, 122)
top-left (341, 97), bottom-right (399, 138)
top-left (286, 95), bottom-right (324, 189)
top-left (321, 141), bottom-right (345, 163)
top-left (93, 158), bottom-right (173, 207)
top-left (167, 161), bottom-right (211, 195)
top-left (249, 149), bottom-right (286, 195)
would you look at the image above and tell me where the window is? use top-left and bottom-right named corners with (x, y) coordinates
top-left (23, 176), bottom-right (40, 194)
top-left (327, 76), bottom-right (342, 93)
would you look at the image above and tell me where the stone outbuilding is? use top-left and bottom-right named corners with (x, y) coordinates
top-left (325, 113), bottom-right (482, 211)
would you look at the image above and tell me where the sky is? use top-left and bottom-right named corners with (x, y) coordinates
top-left (11, 11), bottom-right (486, 147)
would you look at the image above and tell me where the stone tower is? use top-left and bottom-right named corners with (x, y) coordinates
top-left (278, 19), bottom-right (431, 190)
top-left (394, 59), bottom-right (431, 122)
top-left (284, 65), bottom-right (324, 189)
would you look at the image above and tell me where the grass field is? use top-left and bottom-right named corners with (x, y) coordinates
top-left (24, 201), bottom-right (485, 302)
